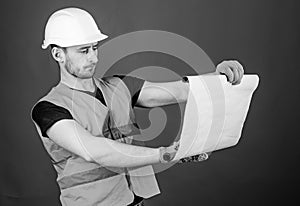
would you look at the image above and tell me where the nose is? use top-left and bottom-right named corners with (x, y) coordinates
top-left (88, 49), bottom-right (98, 64)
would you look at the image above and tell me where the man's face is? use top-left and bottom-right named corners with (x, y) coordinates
top-left (63, 42), bottom-right (99, 79)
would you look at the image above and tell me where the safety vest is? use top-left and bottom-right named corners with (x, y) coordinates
top-left (34, 76), bottom-right (160, 206)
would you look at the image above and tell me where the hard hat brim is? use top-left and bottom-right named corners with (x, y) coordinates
top-left (41, 32), bottom-right (108, 49)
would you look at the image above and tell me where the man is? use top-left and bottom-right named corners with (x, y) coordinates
top-left (31, 7), bottom-right (244, 206)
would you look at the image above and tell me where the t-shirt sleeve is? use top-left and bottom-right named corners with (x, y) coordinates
top-left (113, 75), bottom-right (145, 107)
top-left (31, 101), bottom-right (73, 138)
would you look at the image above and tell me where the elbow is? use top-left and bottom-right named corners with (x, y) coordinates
top-left (78, 145), bottom-right (97, 163)
top-left (80, 148), bottom-right (113, 166)
top-left (138, 95), bottom-right (164, 107)
top-left (81, 153), bottom-right (94, 163)
top-left (82, 153), bottom-right (109, 165)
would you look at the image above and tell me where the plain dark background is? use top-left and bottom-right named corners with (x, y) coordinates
top-left (1, 0), bottom-right (299, 205)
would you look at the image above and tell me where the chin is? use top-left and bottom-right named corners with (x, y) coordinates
top-left (79, 75), bottom-right (94, 79)
top-left (78, 71), bottom-right (95, 79)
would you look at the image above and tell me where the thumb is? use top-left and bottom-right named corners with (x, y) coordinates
top-left (170, 141), bottom-right (180, 152)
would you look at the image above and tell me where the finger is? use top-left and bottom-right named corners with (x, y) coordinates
top-left (234, 68), bottom-right (242, 85)
top-left (172, 141), bottom-right (180, 151)
top-left (234, 79), bottom-right (241, 85)
top-left (228, 61), bottom-right (240, 84)
top-left (234, 60), bottom-right (244, 75)
top-left (224, 66), bottom-right (234, 83)
top-left (233, 61), bottom-right (244, 85)
top-left (230, 64), bottom-right (240, 84)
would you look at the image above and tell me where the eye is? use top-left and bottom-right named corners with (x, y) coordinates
top-left (92, 45), bottom-right (99, 51)
top-left (80, 49), bottom-right (89, 54)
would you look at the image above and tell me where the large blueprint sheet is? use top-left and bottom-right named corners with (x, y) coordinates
top-left (174, 75), bottom-right (259, 160)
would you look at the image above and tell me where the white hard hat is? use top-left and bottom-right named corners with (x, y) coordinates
top-left (42, 7), bottom-right (108, 49)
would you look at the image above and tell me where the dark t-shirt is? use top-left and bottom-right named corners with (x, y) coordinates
top-left (32, 75), bottom-right (145, 137)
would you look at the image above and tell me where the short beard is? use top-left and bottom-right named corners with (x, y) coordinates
top-left (64, 58), bottom-right (78, 78)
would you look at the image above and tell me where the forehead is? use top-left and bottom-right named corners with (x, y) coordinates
top-left (68, 42), bottom-right (99, 50)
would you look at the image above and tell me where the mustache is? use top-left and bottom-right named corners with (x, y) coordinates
top-left (84, 63), bottom-right (96, 68)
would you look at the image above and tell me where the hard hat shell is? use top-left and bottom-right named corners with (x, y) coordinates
top-left (42, 7), bottom-right (108, 49)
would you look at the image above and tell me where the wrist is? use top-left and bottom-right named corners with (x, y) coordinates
top-left (158, 147), bottom-right (173, 163)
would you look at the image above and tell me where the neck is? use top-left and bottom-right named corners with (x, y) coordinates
top-left (60, 67), bottom-right (95, 92)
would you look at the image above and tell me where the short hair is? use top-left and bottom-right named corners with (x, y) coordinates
top-left (50, 44), bottom-right (67, 52)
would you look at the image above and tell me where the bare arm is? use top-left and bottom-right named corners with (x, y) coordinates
top-left (47, 119), bottom-right (161, 168)
top-left (136, 60), bottom-right (244, 108)
top-left (136, 72), bottom-right (218, 107)
top-left (136, 79), bottom-right (190, 108)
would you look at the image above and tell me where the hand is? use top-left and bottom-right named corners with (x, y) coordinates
top-left (216, 60), bottom-right (244, 85)
top-left (159, 141), bottom-right (180, 163)
top-left (178, 153), bottom-right (209, 163)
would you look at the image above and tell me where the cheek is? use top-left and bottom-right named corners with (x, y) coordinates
top-left (66, 53), bottom-right (88, 72)
top-left (65, 60), bottom-right (73, 72)
top-left (70, 58), bottom-right (85, 69)
top-left (65, 59), bottom-right (79, 74)
top-left (74, 56), bottom-right (87, 66)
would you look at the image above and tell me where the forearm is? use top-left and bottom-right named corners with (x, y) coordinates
top-left (84, 136), bottom-right (160, 168)
top-left (47, 119), bottom-right (160, 168)
top-left (137, 72), bottom-right (221, 107)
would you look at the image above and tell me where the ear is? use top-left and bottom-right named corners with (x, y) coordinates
top-left (51, 47), bottom-right (65, 63)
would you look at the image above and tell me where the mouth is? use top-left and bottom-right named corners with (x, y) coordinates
top-left (85, 65), bottom-right (96, 71)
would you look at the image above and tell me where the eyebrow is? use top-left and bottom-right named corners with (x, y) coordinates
top-left (78, 43), bottom-right (99, 50)
top-left (78, 46), bottom-right (90, 50)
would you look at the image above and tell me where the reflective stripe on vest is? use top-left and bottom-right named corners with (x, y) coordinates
top-left (58, 166), bottom-right (125, 190)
